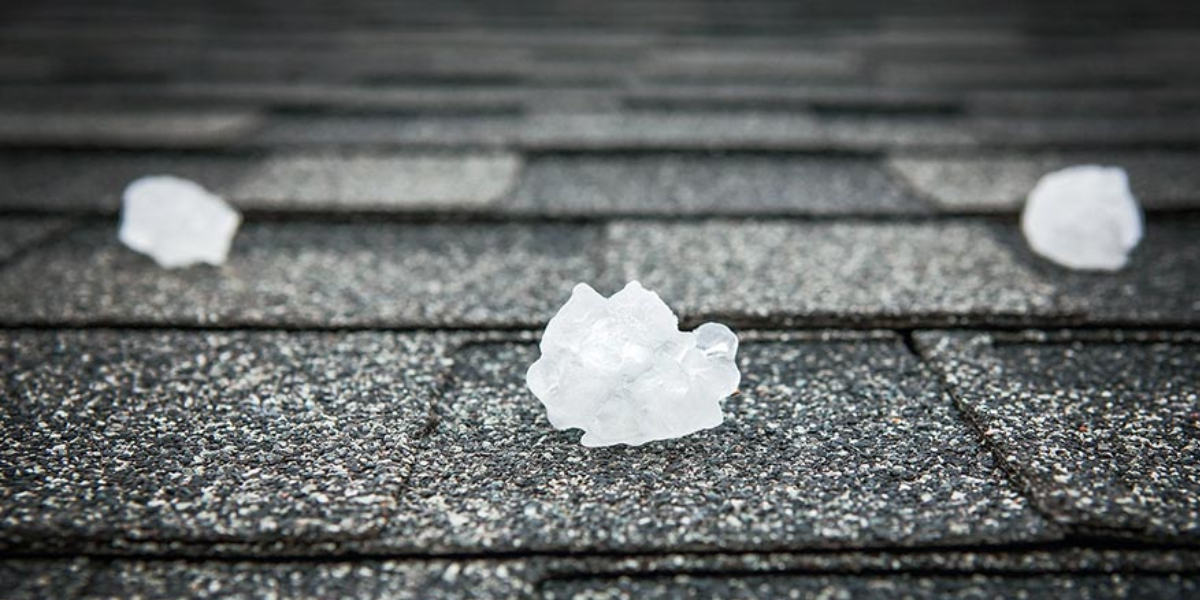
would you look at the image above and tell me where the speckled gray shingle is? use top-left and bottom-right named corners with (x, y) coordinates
top-left (0, 218), bottom-right (73, 262)
top-left (916, 330), bottom-right (1200, 540)
top-left (0, 110), bottom-right (261, 149)
top-left (387, 333), bottom-right (1051, 553)
top-left (973, 115), bottom-right (1200, 148)
top-left (0, 152), bottom-right (250, 213)
top-left (0, 330), bottom-right (451, 554)
top-left (1018, 223), bottom-right (1200, 326)
top-left (889, 152), bottom-right (1200, 211)
top-left (0, 559), bottom-right (92, 600)
top-left (543, 573), bottom-right (1200, 600)
top-left (0, 223), bottom-right (600, 327)
top-left (79, 559), bottom-right (534, 600)
top-left (229, 151), bottom-right (520, 210)
top-left (505, 154), bottom-right (928, 216)
top-left (252, 111), bottom-right (1200, 152)
top-left (0, 151), bottom-right (519, 213)
top-left (601, 220), bottom-right (1066, 327)
top-left (11, 550), bottom-right (1200, 600)
top-left (257, 115), bottom-right (517, 148)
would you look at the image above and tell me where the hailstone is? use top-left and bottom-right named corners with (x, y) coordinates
top-left (1021, 165), bottom-right (1143, 271)
top-left (118, 175), bottom-right (241, 269)
top-left (526, 281), bottom-right (740, 447)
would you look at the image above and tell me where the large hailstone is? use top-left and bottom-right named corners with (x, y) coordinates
top-left (1021, 165), bottom-right (1143, 271)
top-left (526, 281), bottom-right (740, 447)
top-left (118, 175), bottom-right (241, 269)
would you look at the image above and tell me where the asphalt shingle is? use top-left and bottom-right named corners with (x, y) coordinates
top-left (80, 559), bottom-right (533, 600)
top-left (387, 333), bottom-right (1050, 553)
top-left (0, 330), bottom-right (449, 554)
top-left (0, 223), bottom-right (599, 327)
top-left (0, 151), bottom-right (519, 213)
top-left (543, 573), bottom-right (1200, 600)
top-left (9, 550), bottom-right (1200, 600)
top-left (1019, 223), bottom-right (1200, 326)
top-left (601, 220), bottom-right (1065, 327)
top-left (0, 218), bottom-right (73, 262)
top-left (888, 152), bottom-right (1200, 212)
top-left (225, 151), bottom-right (521, 211)
top-left (0, 560), bottom-right (92, 600)
top-left (0, 109), bottom-right (261, 149)
top-left (915, 331), bottom-right (1200, 540)
top-left (506, 154), bottom-right (927, 216)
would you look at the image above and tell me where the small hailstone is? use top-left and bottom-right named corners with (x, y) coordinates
top-left (526, 281), bottom-right (740, 447)
top-left (1021, 165), bottom-right (1143, 271)
top-left (118, 175), bottom-right (241, 268)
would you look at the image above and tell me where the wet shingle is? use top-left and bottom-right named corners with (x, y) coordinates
top-left (387, 334), bottom-right (1051, 553)
top-left (889, 152), bottom-right (1200, 211)
top-left (601, 220), bottom-right (1065, 327)
top-left (0, 330), bottom-right (450, 554)
top-left (0, 223), bottom-right (599, 327)
top-left (506, 154), bottom-right (927, 216)
top-left (916, 331), bottom-right (1200, 540)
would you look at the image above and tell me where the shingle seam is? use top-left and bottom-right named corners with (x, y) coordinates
top-left (0, 217), bottom-right (79, 270)
top-left (901, 330), bottom-right (1070, 538)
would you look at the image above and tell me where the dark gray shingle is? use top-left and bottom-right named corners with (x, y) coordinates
top-left (916, 330), bottom-right (1200, 540)
top-left (0, 330), bottom-right (449, 554)
top-left (0, 223), bottom-right (599, 327)
top-left (386, 334), bottom-right (1051, 553)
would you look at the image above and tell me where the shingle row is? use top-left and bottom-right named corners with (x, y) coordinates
top-left (5, 109), bottom-right (1200, 152)
top-left (4, 150), bottom-right (1196, 216)
top-left (0, 330), bottom-right (1050, 556)
top-left (1, 219), bottom-right (1194, 328)
top-left (3, 328), bottom-right (1198, 558)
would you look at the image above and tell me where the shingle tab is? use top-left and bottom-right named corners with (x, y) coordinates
top-left (0, 151), bottom-right (520, 213)
top-left (0, 560), bottom-right (92, 600)
top-left (889, 152), bottom-right (1200, 212)
top-left (81, 559), bottom-right (532, 600)
top-left (601, 220), bottom-right (1065, 327)
top-left (1022, 223), bottom-right (1200, 326)
top-left (506, 154), bottom-right (928, 216)
top-left (257, 115), bottom-right (517, 148)
top-left (544, 573), bottom-right (1200, 600)
top-left (388, 334), bottom-right (1051, 553)
top-left (916, 331), bottom-right (1200, 540)
top-left (0, 330), bottom-right (450, 554)
top-left (0, 218), bottom-right (73, 262)
top-left (0, 223), bottom-right (600, 327)
top-left (229, 152), bottom-right (520, 210)
top-left (0, 109), bottom-right (261, 149)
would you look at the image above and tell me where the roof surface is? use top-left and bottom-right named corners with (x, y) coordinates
top-left (1, 0), bottom-right (1199, 598)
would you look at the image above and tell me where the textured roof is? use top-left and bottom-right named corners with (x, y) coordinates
top-left (1, 0), bottom-right (1198, 597)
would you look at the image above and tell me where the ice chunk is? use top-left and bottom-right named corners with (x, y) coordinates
top-left (527, 281), bottom-right (740, 447)
top-left (118, 175), bottom-right (241, 268)
top-left (1021, 165), bottom-right (1142, 271)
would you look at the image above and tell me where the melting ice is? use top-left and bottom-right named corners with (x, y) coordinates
top-left (118, 175), bottom-right (242, 268)
top-left (1021, 165), bottom-right (1142, 271)
top-left (527, 281), bottom-right (740, 447)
